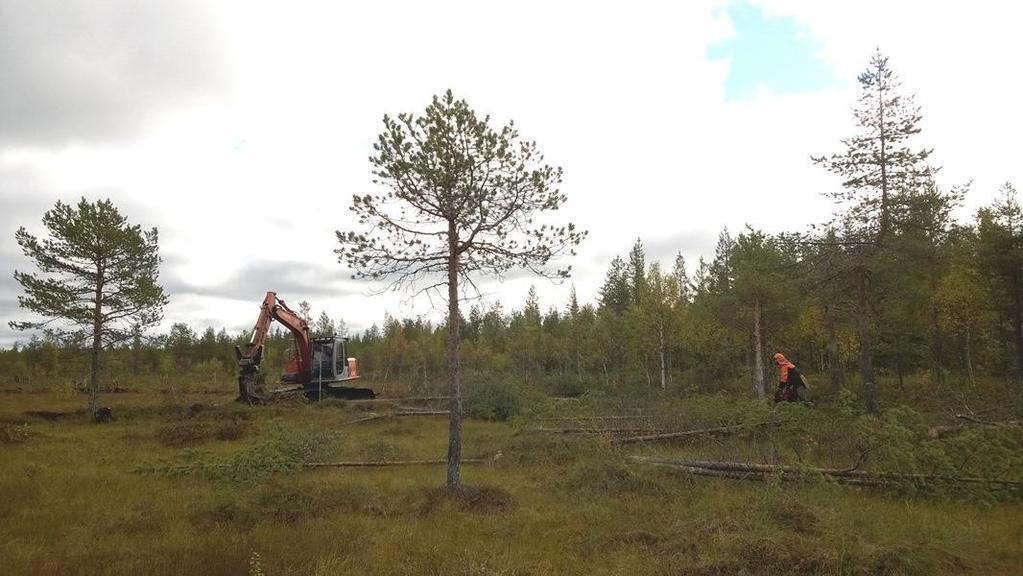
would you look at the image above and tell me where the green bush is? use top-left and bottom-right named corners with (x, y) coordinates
top-left (136, 428), bottom-right (336, 483)
top-left (465, 378), bottom-right (531, 421)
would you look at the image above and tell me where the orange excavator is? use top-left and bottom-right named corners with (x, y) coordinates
top-left (235, 291), bottom-right (375, 403)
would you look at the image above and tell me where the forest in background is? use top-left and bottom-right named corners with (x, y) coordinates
top-left (1, 179), bottom-right (1020, 407)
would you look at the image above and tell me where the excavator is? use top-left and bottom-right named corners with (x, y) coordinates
top-left (235, 291), bottom-right (375, 403)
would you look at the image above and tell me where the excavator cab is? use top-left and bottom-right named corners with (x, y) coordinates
top-left (303, 336), bottom-right (369, 400)
top-left (310, 336), bottom-right (357, 383)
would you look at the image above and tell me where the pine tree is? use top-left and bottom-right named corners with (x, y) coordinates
top-left (812, 50), bottom-right (934, 413)
top-left (729, 228), bottom-right (794, 400)
top-left (11, 198), bottom-right (167, 416)
top-left (337, 90), bottom-right (585, 490)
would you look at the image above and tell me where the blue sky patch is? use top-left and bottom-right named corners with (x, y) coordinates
top-left (708, 1), bottom-right (838, 100)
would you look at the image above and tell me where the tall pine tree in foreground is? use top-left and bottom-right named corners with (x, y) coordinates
top-left (337, 90), bottom-right (585, 490)
top-left (11, 198), bottom-right (167, 416)
top-left (813, 50), bottom-right (933, 413)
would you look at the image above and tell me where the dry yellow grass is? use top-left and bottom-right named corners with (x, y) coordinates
top-left (0, 389), bottom-right (1020, 575)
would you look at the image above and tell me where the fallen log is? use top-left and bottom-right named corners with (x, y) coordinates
top-left (928, 417), bottom-right (1019, 439)
top-left (630, 457), bottom-right (1022, 489)
top-left (305, 458), bottom-right (487, 468)
top-left (655, 464), bottom-right (896, 487)
top-left (341, 409), bottom-right (453, 425)
top-left (534, 416), bottom-right (653, 421)
top-left (396, 410), bottom-right (449, 416)
top-left (613, 420), bottom-right (786, 445)
top-left (525, 427), bottom-right (653, 435)
top-left (340, 413), bottom-right (392, 426)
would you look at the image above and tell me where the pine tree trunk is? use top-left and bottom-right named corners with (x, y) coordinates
top-left (752, 298), bottom-right (766, 401)
top-left (856, 268), bottom-right (878, 413)
top-left (825, 304), bottom-right (844, 395)
top-left (88, 268), bottom-right (104, 416)
top-left (964, 327), bottom-right (975, 387)
top-left (446, 221), bottom-right (463, 491)
top-left (931, 314), bottom-right (945, 388)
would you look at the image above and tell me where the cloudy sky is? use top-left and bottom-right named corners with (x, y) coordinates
top-left (2, 0), bottom-right (1021, 346)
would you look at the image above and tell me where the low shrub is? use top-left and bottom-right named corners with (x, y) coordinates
top-left (136, 428), bottom-right (337, 483)
top-left (406, 485), bottom-right (514, 515)
top-left (498, 433), bottom-right (604, 467)
top-left (213, 422), bottom-right (248, 441)
top-left (156, 422), bottom-right (210, 446)
top-left (465, 378), bottom-right (538, 421)
top-left (561, 459), bottom-right (664, 496)
top-left (0, 422), bottom-right (30, 444)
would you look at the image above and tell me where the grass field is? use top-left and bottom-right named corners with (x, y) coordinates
top-left (1, 386), bottom-right (1021, 576)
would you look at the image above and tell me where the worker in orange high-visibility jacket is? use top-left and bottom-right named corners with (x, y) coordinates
top-left (772, 352), bottom-right (807, 403)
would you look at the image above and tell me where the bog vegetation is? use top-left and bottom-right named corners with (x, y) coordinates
top-left (0, 387), bottom-right (1020, 575)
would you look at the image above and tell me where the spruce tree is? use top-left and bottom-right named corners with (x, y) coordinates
top-left (628, 238), bottom-right (647, 305)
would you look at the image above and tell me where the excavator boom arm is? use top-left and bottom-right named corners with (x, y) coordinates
top-left (237, 291), bottom-right (312, 378)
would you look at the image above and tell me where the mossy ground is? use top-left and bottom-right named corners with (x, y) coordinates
top-left (0, 386), bottom-right (1020, 575)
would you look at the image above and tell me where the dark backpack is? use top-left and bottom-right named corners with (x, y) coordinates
top-left (788, 367), bottom-right (809, 402)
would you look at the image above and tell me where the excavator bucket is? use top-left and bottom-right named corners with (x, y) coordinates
top-left (237, 366), bottom-right (270, 404)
